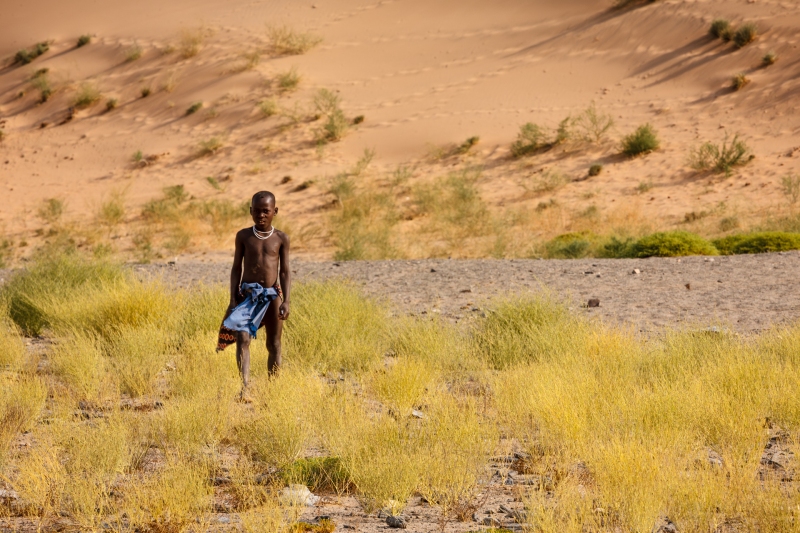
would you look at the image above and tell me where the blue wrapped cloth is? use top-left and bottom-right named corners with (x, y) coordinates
top-left (222, 283), bottom-right (279, 338)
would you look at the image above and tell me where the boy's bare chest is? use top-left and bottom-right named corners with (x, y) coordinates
top-left (244, 234), bottom-right (281, 258)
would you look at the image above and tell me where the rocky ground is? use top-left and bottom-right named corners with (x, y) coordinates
top-left (132, 252), bottom-right (800, 334)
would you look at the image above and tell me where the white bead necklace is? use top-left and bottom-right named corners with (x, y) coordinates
top-left (252, 225), bottom-right (275, 240)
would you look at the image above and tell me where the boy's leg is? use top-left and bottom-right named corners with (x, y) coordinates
top-left (264, 300), bottom-right (284, 375)
top-left (235, 331), bottom-right (252, 389)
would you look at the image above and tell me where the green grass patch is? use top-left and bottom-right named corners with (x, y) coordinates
top-left (627, 231), bottom-right (717, 258)
top-left (713, 232), bottom-right (800, 255)
top-left (621, 123), bottom-right (659, 156)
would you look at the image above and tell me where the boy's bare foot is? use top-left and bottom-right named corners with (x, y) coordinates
top-left (238, 387), bottom-right (253, 404)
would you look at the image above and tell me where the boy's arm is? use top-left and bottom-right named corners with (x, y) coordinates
top-left (278, 232), bottom-right (291, 320)
top-left (229, 231), bottom-right (244, 311)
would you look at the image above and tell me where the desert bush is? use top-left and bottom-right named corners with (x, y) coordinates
top-left (186, 101), bottom-right (202, 115)
top-left (0, 377), bottom-right (46, 466)
top-left (781, 173), bottom-right (800, 206)
top-left (719, 215), bottom-right (740, 232)
top-left (545, 232), bottom-right (592, 259)
top-left (588, 163), bottom-right (603, 177)
top-left (38, 197), bottom-right (65, 225)
top-left (277, 67), bottom-right (301, 92)
top-left (31, 71), bottom-right (52, 103)
top-left (732, 73), bottom-right (750, 91)
top-left (0, 315), bottom-right (26, 371)
top-left (179, 28), bottom-right (205, 58)
top-left (1, 253), bottom-right (124, 336)
top-left (77, 34), bottom-right (91, 47)
top-left (417, 396), bottom-right (497, 526)
top-left (141, 184), bottom-right (188, 222)
top-left (285, 281), bottom-right (388, 371)
top-left (314, 89), bottom-right (349, 143)
top-left (198, 136), bottom-right (223, 156)
top-left (763, 51), bottom-right (777, 66)
top-left (49, 333), bottom-right (109, 401)
top-left (258, 98), bottom-right (278, 117)
top-left (199, 198), bottom-right (246, 236)
top-left (123, 458), bottom-right (212, 532)
top-left (236, 369), bottom-right (324, 467)
top-left (475, 294), bottom-right (588, 369)
top-left (105, 324), bottom-right (174, 397)
top-left (688, 134), bottom-right (752, 176)
top-left (125, 43), bottom-right (142, 62)
top-left (330, 176), bottom-right (399, 260)
top-left (621, 123), bottom-right (659, 156)
top-left (733, 23), bottom-right (758, 48)
top-left (105, 98), bottom-right (118, 111)
top-left (153, 387), bottom-right (235, 453)
top-left (412, 168), bottom-right (487, 238)
top-left (527, 168), bottom-right (569, 194)
top-left (709, 19), bottom-right (731, 39)
top-left (15, 42), bottom-right (49, 65)
top-left (268, 26), bottom-right (322, 55)
top-left (511, 123), bottom-right (548, 157)
top-left (281, 457), bottom-right (352, 494)
top-left (390, 316), bottom-right (478, 374)
top-left (369, 357), bottom-right (436, 416)
top-left (713, 232), bottom-right (800, 255)
top-left (573, 102), bottom-right (614, 143)
top-left (140, 86), bottom-right (151, 98)
top-left (98, 191), bottom-right (126, 226)
top-left (178, 284), bottom-right (228, 338)
top-left (456, 136), bottom-right (480, 154)
top-left (72, 83), bottom-right (101, 109)
top-left (628, 231), bottom-right (717, 257)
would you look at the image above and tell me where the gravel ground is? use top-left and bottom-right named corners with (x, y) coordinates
top-left (128, 251), bottom-right (800, 334)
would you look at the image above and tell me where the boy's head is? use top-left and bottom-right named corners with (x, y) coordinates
top-left (250, 191), bottom-right (277, 229)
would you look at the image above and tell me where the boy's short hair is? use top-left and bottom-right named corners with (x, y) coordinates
top-left (251, 191), bottom-right (276, 208)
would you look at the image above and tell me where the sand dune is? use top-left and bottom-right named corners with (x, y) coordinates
top-left (1, 0), bottom-right (800, 260)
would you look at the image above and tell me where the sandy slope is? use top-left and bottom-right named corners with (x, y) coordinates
top-left (1, 0), bottom-right (800, 259)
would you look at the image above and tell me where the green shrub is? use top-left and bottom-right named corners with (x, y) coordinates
top-left (713, 232), bottom-right (800, 255)
top-left (573, 102), bottom-right (614, 143)
top-left (709, 19), bottom-right (731, 39)
top-left (732, 73), bottom-right (750, 91)
top-left (588, 163), bottom-right (603, 177)
top-left (628, 231), bottom-right (717, 257)
top-left (186, 102), bottom-right (202, 115)
top-left (475, 295), bottom-right (588, 369)
top-left (277, 67), bottom-right (301, 92)
top-left (621, 123), bottom-right (659, 156)
top-left (106, 98), bottom-right (118, 111)
top-left (688, 134), bottom-right (752, 176)
top-left (77, 35), bottom-right (92, 47)
top-left (545, 233), bottom-right (592, 259)
top-left (281, 457), bottom-right (352, 493)
top-left (511, 123), bottom-right (548, 157)
top-left (15, 42), bottom-right (49, 65)
top-left (599, 236), bottom-right (634, 258)
top-left (1, 254), bottom-right (124, 336)
top-left (74, 83), bottom-right (101, 108)
top-left (733, 23), bottom-right (758, 48)
top-left (763, 51), bottom-right (777, 67)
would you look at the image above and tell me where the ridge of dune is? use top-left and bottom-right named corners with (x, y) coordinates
top-left (1, 0), bottom-right (800, 261)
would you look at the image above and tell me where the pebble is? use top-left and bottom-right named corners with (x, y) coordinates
top-left (587, 298), bottom-right (600, 308)
top-left (386, 516), bottom-right (408, 529)
top-left (632, 268), bottom-right (641, 274)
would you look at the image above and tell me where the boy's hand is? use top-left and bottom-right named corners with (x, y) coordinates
top-left (279, 301), bottom-right (290, 320)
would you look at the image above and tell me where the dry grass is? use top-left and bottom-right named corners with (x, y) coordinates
top-left (2, 254), bottom-right (800, 532)
top-left (268, 26), bottom-right (322, 55)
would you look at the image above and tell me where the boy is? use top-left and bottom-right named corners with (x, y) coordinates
top-left (217, 191), bottom-right (291, 399)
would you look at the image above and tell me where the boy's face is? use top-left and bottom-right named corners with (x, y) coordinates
top-left (250, 197), bottom-right (277, 229)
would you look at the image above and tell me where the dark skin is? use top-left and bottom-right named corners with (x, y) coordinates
top-left (228, 196), bottom-right (291, 388)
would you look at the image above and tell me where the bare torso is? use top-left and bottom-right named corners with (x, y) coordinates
top-left (236, 227), bottom-right (287, 288)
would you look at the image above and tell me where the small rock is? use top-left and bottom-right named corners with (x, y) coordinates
top-left (685, 283), bottom-right (691, 290)
top-left (280, 484), bottom-right (319, 506)
top-left (430, 268), bottom-right (436, 272)
top-left (632, 268), bottom-right (641, 274)
top-left (652, 515), bottom-right (678, 533)
top-left (411, 409), bottom-right (425, 419)
top-left (707, 449), bottom-right (724, 469)
top-left (587, 298), bottom-right (600, 308)
top-left (482, 517), bottom-right (503, 527)
top-left (217, 516), bottom-right (231, 524)
top-left (386, 515), bottom-right (408, 529)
